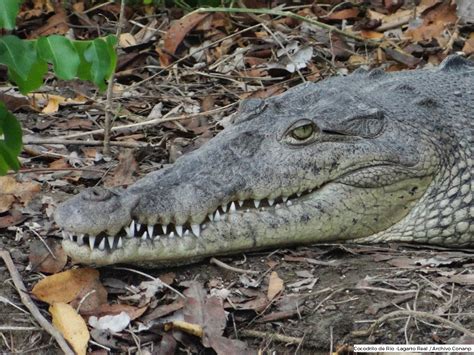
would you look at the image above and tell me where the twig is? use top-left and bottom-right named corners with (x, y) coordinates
top-left (0, 326), bottom-right (42, 331)
top-left (197, 7), bottom-right (379, 44)
top-left (240, 329), bottom-right (303, 345)
top-left (129, 23), bottom-right (263, 89)
top-left (210, 257), bottom-right (260, 274)
top-left (24, 138), bottom-right (148, 148)
top-left (113, 266), bottom-right (185, 298)
top-left (103, 0), bottom-right (127, 155)
top-left (0, 250), bottom-right (75, 355)
top-left (55, 103), bottom-right (237, 140)
top-left (10, 167), bottom-right (104, 175)
top-left (352, 310), bottom-right (474, 338)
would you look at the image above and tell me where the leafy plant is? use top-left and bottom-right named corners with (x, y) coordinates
top-left (0, 1), bottom-right (117, 174)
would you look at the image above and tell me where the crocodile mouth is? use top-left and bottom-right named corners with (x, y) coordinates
top-left (61, 184), bottom-right (318, 252)
top-left (60, 162), bottom-right (407, 253)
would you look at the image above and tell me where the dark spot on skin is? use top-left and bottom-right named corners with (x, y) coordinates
top-left (352, 218), bottom-right (358, 225)
top-left (409, 186), bottom-right (418, 195)
top-left (415, 97), bottom-right (439, 108)
top-left (300, 214), bottom-right (310, 223)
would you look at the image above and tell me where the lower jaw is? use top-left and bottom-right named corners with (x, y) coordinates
top-left (61, 178), bottom-right (430, 267)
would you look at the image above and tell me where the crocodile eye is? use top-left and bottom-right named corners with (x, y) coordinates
top-left (291, 124), bottom-right (314, 140)
top-left (283, 120), bottom-right (318, 145)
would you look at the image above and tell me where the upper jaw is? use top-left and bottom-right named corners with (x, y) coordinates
top-left (59, 182), bottom-right (320, 253)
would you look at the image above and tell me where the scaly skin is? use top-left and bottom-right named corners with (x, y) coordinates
top-left (54, 55), bottom-right (473, 267)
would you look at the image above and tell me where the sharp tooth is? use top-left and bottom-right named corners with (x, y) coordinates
top-left (77, 234), bottom-right (84, 246)
top-left (176, 225), bottom-right (183, 237)
top-left (275, 204), bottom-right (280, 208)
top-left (108, 236), bottom-right (114, 249)
top-left (184, 229), bottom-right (190, 236)
top-left (89, 236), bottom-right (96, 249)
top-left (254, 200), bottom-right (261, 208)
top-left (169, 231), bottom-right (175, 238)
top-left (136, 222), bottom-right (141, 232)
top-left (297, 192), bottom-right (302, 197)
top-left (68, 233), bottom-right (73, 241)
top-left (214, 210), bottom-right (221, 221)
top-left (61, 231), bottom-right (67, 239)
top-left (162, 224), bottom-right (168, 234)
top-left (230, 201), bottom-right (236, 212)
top-left (246, 209), bottom-right (250, 212)
top-left (208, 213), bottom-right (214, 222)
top-left (98, 237), bottom-right (105, 251)
top-left (126, 220), bottom-right (136, 238)
top-left (286, 200), bottom-right (292, 206)
top-left (202, 224), bottom-right (207, 229)
top-left (141, 233), bottom-right (147, 241)
top-left (221, 204), bottom-right (228, 213)
top-left (191, 224), bottom-right (200, 237)
top-left (282, 196), bottom-right (288, 202)
top-left (238, 200), bottom-right (244, 207)
top-left (268, 199), bottom-right (274, 206)
top-left (147, 225), bottom-right (154, 238)
top-left (154, 235), bottom-right (160, 240)
top-left (117, 237), bottom-right (123, 248)
top-left (308, 189), bottom-right (313, 193)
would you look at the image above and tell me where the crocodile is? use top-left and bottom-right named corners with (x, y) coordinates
top-left (54, 55), bottom-right (473, 267)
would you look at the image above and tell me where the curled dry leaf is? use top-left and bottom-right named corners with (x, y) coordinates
top-left (50, 302), bottom-right (90, 355)
top-left (32, 268), bottom-right (107, 313)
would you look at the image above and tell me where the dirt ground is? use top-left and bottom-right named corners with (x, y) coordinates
top-left (1, 229), bottom-right (473, 353)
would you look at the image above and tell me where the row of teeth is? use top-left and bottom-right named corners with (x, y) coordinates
top-left (63, 188), bottom-right (313, 251)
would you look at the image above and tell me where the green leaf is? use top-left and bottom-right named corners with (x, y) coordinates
top-left (37, 36), bottom-right (80, 80)
top-left (83, 37), bottom-right (117, 91)
top-left (0, 0), bottom-right (20, 30)
top-left (9, 59), bottom-right (48, 94)
top-left (0, 36), bottom-right (37, 81)
top-left (0, 103), bottom-right (22, 174)
top-left (73, 40), bottom-right (94, 83)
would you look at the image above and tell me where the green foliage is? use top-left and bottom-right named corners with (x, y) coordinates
top-left (0, 0), bottom-right (21, 30)
top-left (0, 103), bottom-right (22, 174)
top-left (37, 35), bottom-right (81, 80)
top-left (0, 3), bottom-right (118, 173)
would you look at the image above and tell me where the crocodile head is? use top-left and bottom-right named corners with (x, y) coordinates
top-left (54, 57), bottom-right (473, 266)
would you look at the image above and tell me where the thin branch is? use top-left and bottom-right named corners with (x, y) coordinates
top-left (55, 103), bottom-right (237, 140)
top-left (352, 310), bottom-right (474, 338)
top-left (103, 0), bottom-right (127, 155)
top-left (210, 257), bottom-right (260, 274)
top-left (197, 7), bottom-right (380, 44)
top-left (240, 329), bottom-right (303, 345)
top-left (24, 138), bottom-right (147, 148)
top-left (0, 250), bottom-right (75, 355)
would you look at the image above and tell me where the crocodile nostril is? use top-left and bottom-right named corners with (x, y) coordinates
top-left (83, 187), bottom-right (113, 201)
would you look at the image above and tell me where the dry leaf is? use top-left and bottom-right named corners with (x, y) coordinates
top-left (462, 33), bottom-right (474, 55)
top-left (162, 12), bottom-right (210, 64)
top-left (32, 268), bottom-right (107, 311)
top-left (50, 302), bottom-right (89, 355)
top-left (267, 271), bottom-right (284, 301)
top-left (0, 176), bottom-right (41, 213)
top-left (325, 8), bottom-right (359, 20)
top-left (83, 303), bottom-right (148, 321)
top-left (405, 1), bottom-right (458, 44)
top-left (29, 239), bottom-right (67, 274)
